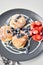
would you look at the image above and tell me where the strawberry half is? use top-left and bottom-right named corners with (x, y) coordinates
top-left (30, 22), bottom-right (35, 30)
top-left (32, 34), bottom-right (42, 41)
top-left (32, 29), bottom-right (39, 34)
top-left (35, 34), bottom-right (42, 41)
top-left (35, 21), bottom-right (42, 26)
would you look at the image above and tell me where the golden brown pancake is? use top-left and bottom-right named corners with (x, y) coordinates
top-left (9, 14), bottom-right (26, 29)
top-left (12, 35), bottom-right (28, 49)
top-left (0, 25), bottom-right (12, 42)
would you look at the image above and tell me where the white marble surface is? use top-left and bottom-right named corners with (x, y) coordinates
top-left (0, 0), bottom-right (43, 65)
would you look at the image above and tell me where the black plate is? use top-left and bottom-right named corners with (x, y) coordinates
top-left (0, 9), bottom-right (43, 61)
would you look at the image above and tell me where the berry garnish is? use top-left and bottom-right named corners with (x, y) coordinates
top-left (7, 30), bottom-right (10, 33)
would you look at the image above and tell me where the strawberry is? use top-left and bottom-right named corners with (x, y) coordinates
top-left (32, 34), bottom-right (42, 41)
top-left (38, 26), bottom-right (43, 32)
top-left (32, 35), bottom-right (36, 41)
top-left (30, 22), bottom-right (35, 30)
top-left (32, 29), bottom-right (39, 34)
top-left (35, 34), bottom-right (42, 41)
top-left (35, 21), bottom-right (42, 26)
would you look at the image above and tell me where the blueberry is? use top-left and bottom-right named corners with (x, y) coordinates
top-left (14, 30), bottom-right (17, 34)
top-left (16, 15), bottom-right (21, 19)
top-left (16, 28), bottom-right (20, 33)
top-left (12, 31), bottom-right (16, 36)
top-left (10, 27), bottom-right (15, 32)
top-left (14, 30), bottom-right (17, 33)
top-left (17, 31), bottom-right (20, 34)
top-left (17, 34), bottom-right (20, 38)
top-left (17, 28), bottom-right (20, 32)
top-left (19, 34), bottom-right (22, 37)
top-left (7, 30), bottom-right (10, 33)
top-left (17, 34), bottom-right (21, 38)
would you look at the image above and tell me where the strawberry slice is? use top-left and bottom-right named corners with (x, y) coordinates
top-left (32, 29), bottom-right (39, 34)
top-left (32, 34), bottom-right (42, 41)
top-left (35, 27), bottom-right (39, 30)
top-left (33, 25), bottom-right (43, 33)
top-left (35, 34), bottom-right (42, 41)
top-left (38, 26), bottom-right (43, 32)
top-left (31, 22), bottom-right (35, 25)
top-left (30, 22), bottom-right (35, 30)
top-left (35, 21), bottom-right (42, 26)
top-left (32, 35), bottom-right (36, 41)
